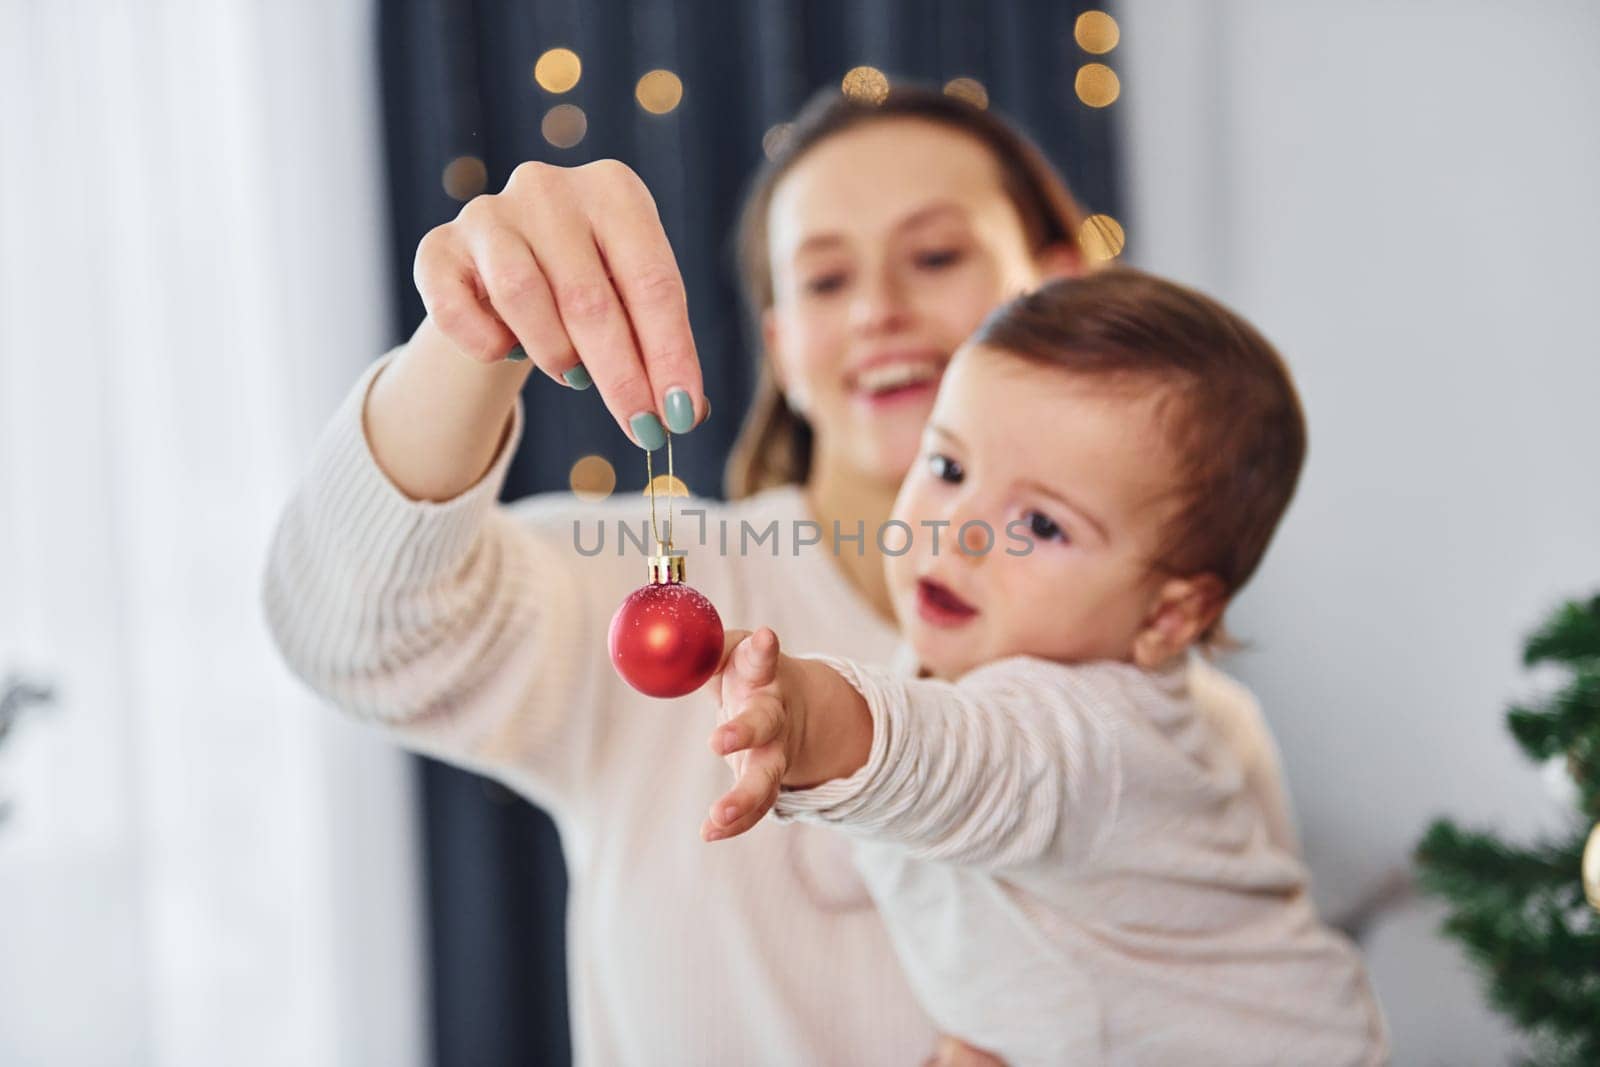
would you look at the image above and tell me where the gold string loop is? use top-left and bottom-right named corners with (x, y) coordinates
top-left (646, 432), bottom-right (675, 553)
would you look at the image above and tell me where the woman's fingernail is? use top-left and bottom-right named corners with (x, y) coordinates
top-left (720, 804), bottom-right (739, 824)
top-left (562, 364), bottom-right (592, 389)
top-left (506, 344), bottom-right (529, 362)
top-left (630, 411), bottom-right (667, 451)
top-left (664, 387), bottom-right (696, 434)
top-left (720, 727), bottom-right (738, 753)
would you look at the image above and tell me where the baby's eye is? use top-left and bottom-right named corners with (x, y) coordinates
top-left (805, 273), bottom-right (847, 295)
top-left (929, 453), bottom-right (963, 483)
top-left (1026, 511), bottom-right (1068, 544)
top-left (915, 248), bottom-right (964, 270)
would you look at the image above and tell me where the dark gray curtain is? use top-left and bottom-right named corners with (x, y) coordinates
top-left (377, 2), bottom-right (1121, 1063)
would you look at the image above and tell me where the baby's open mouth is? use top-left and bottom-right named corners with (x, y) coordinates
top-left (916, 577), bottom-right (979, 626)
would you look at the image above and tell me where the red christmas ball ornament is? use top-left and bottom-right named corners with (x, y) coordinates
top-left (609, 551), bottom-right (724, 698)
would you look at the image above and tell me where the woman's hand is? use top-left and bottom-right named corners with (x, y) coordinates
top-left (413, 158), bottom-right (707, 449)
top-left (702, 628), bottom-right (806, 842)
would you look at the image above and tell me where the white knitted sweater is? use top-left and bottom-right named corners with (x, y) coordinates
top-left (774, 651), bottom-right (1390, 1065)
top-left (263, 354), bottom-right (936, 1065)
top-left (262, 352), bottom-right (1378, 1065)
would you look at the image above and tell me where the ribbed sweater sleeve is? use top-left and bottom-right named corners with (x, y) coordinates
top-left (772, 654), bottom-right (1123, 873)
top-left (260, 352), bottom-right (609, 808)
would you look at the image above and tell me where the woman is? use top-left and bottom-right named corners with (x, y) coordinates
top-left (265, 87), bottom-right (1095, 1064)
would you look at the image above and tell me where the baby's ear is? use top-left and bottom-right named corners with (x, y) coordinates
top-left (1132, 575), bottom-right (1227, 669)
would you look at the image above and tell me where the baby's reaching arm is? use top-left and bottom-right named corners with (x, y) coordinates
top-left (701, 628), bottom-right (1120, 871)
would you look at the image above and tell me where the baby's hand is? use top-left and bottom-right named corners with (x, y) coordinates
top-left (702, 627), bottom-right (804, 843)
top-left (922, 1035), bottom-right (1008, 1066)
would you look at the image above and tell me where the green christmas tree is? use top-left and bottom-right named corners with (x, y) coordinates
top-left (1415, 592), bottom-right (1600, 1066)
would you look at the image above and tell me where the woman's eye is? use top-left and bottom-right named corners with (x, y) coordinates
top-left (915, 248), bottom-right (963, 270)
top-left (805, 273), bottom-right (847, 295)
top-left (929, 453), bottom-right (963, 483)
top-left (1026, 511), bottom-right (1068, 543)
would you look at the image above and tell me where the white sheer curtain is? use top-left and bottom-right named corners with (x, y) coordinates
top-left (0, 3), bottom-right (425, 1065)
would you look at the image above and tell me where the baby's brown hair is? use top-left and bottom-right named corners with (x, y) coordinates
top-left (971, 267), bottom-right (1307, 646)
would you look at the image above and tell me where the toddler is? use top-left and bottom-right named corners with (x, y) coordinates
top-left (701, 268), bottom-right (1388, 1065)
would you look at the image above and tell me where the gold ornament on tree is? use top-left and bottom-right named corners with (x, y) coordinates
top-left (1584, 820), bottom-right (1600, 912)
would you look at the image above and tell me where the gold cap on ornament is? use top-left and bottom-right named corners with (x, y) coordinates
top-left (647, 550), bottom-right (686, 585)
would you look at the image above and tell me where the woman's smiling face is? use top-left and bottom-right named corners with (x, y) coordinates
top-left (764, 118), bottom-right (1068, 487)
top-left (885, 344), bottom-right (1186, 681)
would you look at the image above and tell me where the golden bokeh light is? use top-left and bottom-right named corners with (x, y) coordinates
top-left (642, 474), bottom-right (691, 498)
top-left (441, 156), bottom-right (487, 201)
top-left (534, 48), bottom-right (582, 93)
top-left (635, 69), bottom-right (684, 114)
top-left (942, 77), bottom-right (989, 110)
top-left (1078, 213), bottom-right (1126, 261)
top-left (542, 103), bottom-right (588, 148)
top-left (1074, 12), bottom-right (1120, 55)
top-left (841, 65), bottom-right (890, 105)
top-left (762, 122), bottom-right (793, 160)
top-left (1075, 63), bottom-right (1120, 108)
top-left (569, 454), bottom-right (616, 501)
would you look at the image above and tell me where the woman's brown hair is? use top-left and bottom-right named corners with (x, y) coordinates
top-left (724, 83), bottom-right (1090, 499)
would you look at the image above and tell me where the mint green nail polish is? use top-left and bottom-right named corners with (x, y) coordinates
top-left (664, 388), bottom-right (695, 434)
top-left (630, 411), bottom-right (666, 451)
top-left (562, 364), bottom-right (592, 390)
top-left (506, 344), bottom-right (528, 362)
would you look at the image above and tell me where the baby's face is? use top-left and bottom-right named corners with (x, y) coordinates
top-left (886, 344), bottom-right (1184, 681)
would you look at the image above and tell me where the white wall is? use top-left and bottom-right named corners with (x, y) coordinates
top-left (1121, 2), bottom-right (1600, 1061)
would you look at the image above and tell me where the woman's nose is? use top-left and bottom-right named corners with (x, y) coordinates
top-left (849, 262), bottom-right (911, 334)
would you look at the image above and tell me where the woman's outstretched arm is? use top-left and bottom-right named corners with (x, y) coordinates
top-left (263, 157), bottom-right (711, 807)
